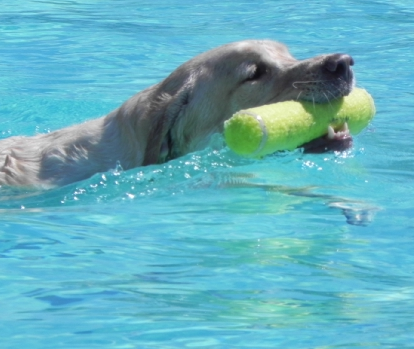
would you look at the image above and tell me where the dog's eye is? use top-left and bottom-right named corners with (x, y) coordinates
top-left (245, 63), bottom-right (267, 82)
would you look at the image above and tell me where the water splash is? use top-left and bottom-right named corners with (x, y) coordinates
top-left (0, 146), bottom-right (258, 209)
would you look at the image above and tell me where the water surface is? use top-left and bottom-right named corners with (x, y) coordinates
top-left (1, 1), bottom-right (414, 348)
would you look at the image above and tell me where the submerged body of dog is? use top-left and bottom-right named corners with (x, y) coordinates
top-left (0, 40), bottom-right (355, 188)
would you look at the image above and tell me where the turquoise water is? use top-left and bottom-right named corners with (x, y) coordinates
top-left (1, 1), bottom-right (414, 348)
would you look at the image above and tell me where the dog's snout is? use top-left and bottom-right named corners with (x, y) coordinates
top-left (323, 54), bottom-right (354, 80)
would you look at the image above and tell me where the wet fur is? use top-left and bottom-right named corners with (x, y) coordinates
top-left (0, 40), bottom-right (354, 188)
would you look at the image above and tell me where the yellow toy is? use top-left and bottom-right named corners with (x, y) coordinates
top-left (224, 88), bottom-right (375, 157)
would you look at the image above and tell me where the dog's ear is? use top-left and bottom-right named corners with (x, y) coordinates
top-left (142, 86), bottom-right (190, 165)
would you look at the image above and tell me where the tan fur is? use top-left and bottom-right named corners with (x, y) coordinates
top-left (0, 40), bottom-right (354, 188)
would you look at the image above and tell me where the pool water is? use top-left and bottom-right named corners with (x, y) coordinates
top-left (1, 1), bottom-right (414, 348)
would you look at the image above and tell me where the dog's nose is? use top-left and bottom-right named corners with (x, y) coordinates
top-left (323, 54), bottom-right (354, 81)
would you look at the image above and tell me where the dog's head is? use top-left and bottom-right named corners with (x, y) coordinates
top-left (139, 40), bottom-right (355, 164)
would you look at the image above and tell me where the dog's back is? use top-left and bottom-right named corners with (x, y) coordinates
top-left (0, 117), bottom-right (111, 188)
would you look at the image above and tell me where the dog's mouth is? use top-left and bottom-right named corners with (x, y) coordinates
top-left (298, 83), bottom-right (354, 153)
top-left (301, 123), bottom-right (353, 153)
top-left (295, 77), bottom-right (355, 153)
